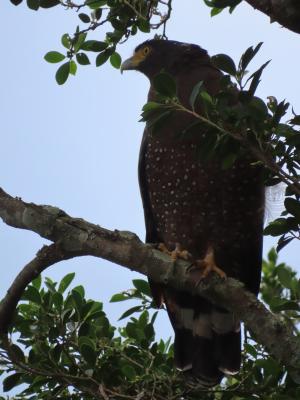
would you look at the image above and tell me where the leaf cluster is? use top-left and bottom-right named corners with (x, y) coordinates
top-left (1, 258), bottom-right (300, 399)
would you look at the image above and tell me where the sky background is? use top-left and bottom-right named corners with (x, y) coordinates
top-left (1, 0), bottom-right (300, 382)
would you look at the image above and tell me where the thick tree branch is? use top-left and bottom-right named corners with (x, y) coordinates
top-left (0, 187), bottom-right (300, 369)
top-left (245, 0), bottom-right (300, 35)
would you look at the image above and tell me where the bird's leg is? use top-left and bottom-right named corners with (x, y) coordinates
top-left (188, 246), bottom-right (226, 281)
top-left (158, 242), bottom-right (192, 261)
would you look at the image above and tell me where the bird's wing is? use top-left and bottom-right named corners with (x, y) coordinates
top-left (138, 128), bottom-right (164, 308)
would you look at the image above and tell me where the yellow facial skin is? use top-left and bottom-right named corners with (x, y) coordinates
top-left (120, 46), bottom-right (151, 72)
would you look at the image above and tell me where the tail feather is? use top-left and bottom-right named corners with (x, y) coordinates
top-left (162, 288), bottom-right (241, 387)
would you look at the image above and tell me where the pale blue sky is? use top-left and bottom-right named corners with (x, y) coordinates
top-left (1, 0), bottom-right (299, 351)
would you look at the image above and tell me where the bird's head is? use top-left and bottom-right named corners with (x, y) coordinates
top-left (121, 39), bottom-right (208, 79)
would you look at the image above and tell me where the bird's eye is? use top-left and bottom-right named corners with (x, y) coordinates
top-left (143, 47), bottom-right (150, 56)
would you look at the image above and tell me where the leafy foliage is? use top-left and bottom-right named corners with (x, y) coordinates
top-left (10, 0), bottom-right (173, 83)
top-left (1, 253), bottom-right (300, 399)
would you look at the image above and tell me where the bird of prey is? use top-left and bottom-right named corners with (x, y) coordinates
top-left (121, 39), bottom-right (265, 387)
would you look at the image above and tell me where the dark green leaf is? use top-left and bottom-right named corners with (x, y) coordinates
top-left (85, 0), bottom-right (106, 9)
top-left (132, 279), bottom-right (151, 297)
top-left (211, 53), bottom-right (236, 75)
top-left (285, 197), bottom-right (300, 220)
top-left (121, 365), bottom-right (136, 379)
top-left (58, 272), bottom-right (75, 293)
top-left (10, 0), bottom-right (23, 5)
top-left (211, 7), bottom-right (223, 16)
top-left (137, 19), bottom-right (150, 33)
top-left (44, 51), bottom-right (66, 63)
top-left (290, 115), bottom-right (300, 125)
top-left (76, 53), bottom-right (90, 65)
top-left (264, 218), bottom-right (290, 236)
top-left (153, 72), bottom-right (177, 97)
top-left (79, 13), bottom-right (91, 23)
top-left (10, 344), bottom-right (25, 363)
top-left (81, 344), bottom-right (96, 366)
top-left (27, 0), bottom-right (39, 10)
top-left (189, 81), bottom-right (203, 110)
top-left (277, 236), bottom-right (293, 252)
top-left (96, 49), bottom-right (112, 67)
top-left (94, 8), bottom-right (102, 19)
top-left (118, 306), bottom-right (142, 321)
top-left (22, 286), bottom-right (41, 304)
top-left (3, 373), bottom-right (22, 392)
top-left (239, 42), bottom-right (263, 71)
top-left (247, 60), bottom-right (271, 96)
top-left (81, 40), bottom-right (108, 52)
top-left (39, 0), bottom-right (60, 8)
top-left (271, 299), bottom-right (299, 312)
top-left (55, 62), bottom-right (70, 85)
top-left (110, 52), bottom-right (122, 69)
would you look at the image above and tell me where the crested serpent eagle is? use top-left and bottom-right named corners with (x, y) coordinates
top-left (121, 39), bottom-right (265, 387)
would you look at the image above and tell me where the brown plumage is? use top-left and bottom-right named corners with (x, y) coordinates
top-left (121, 39), bottom-right (264, 387)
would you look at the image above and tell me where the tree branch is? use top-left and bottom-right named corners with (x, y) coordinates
top-left (0, 187), bottom-right (300, 369)
top-left (245, 0), bottom-right (300, 35)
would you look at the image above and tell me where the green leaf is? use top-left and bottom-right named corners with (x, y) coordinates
top-left (264, 218), bottom-right (290, 236)
top-left (3, 373), bottom-right (22, 392)
top-left (153, 72), bottom-right (177, 97)
top-left (96, 49), bottom-right (112, 67)
top-left (110, 293), bottom-right (130, 302)
top-left (22, 286), bottom-right (41, 304)
top-left (289, 115), bottom-right (300, 125)
top-left (110, 52), bottom-right (122, 69)
top-left (189, 81), bottom-right (203, 110)
top-left (121, 365), bottom-right (136, 380)
top-left (74, 32), bottom-right (87, 53)
top-left (31, 274), bottom-right (42, 290)
top-left (69, 60), bottom-right (77, 75)
top-left (79, 13), bottom-right (91, 23)
top-left (27, 0), bottom-right (39, 10)
top-left (211, 53), bottom-right (236, 75)
top-left (239, 42), bottom-right (263, 71)
top-left (58, 272), bottom-right (75, 293)
top-left (118, 306), bottom-right (142, 321)
top-left (277, 267), bottom-right (293, 289)
top-left (81, 40), bottom-right (108, 52)
top-left (39, 0), bottom-right (60, 8)
top-left (76, 53), bottom-right (90, 65)
top-left (277, 236), bottom-right (293, 252)
top-left (132, 279), bottom-right (151, 297)
top-left (85, 0), bottom-right (106, 9)
top-left (247, 60), bottom-right (271, 96)
top-left (61, 33), bottom-right (71, 49)
top-left (55, 62), bottom-right (70, 85)
top-left (137, 19), bottom-right (150, 33)
top-left (10, 344), bottom-right (25, 363)
top-left (10, 0), bottom-right (23, 5)
top-left (211, 7), bottom-right (223, 16)
top-left (44, 51), bottom-right (66, 63)
top-left (81, 344), bottom-right (96, 366)
top-left (285, 197), bottom-right (300, 220)
top-left (271, 299), bottom-right (299, 312)
top-left (94, 8), bottom-right (102, 20)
